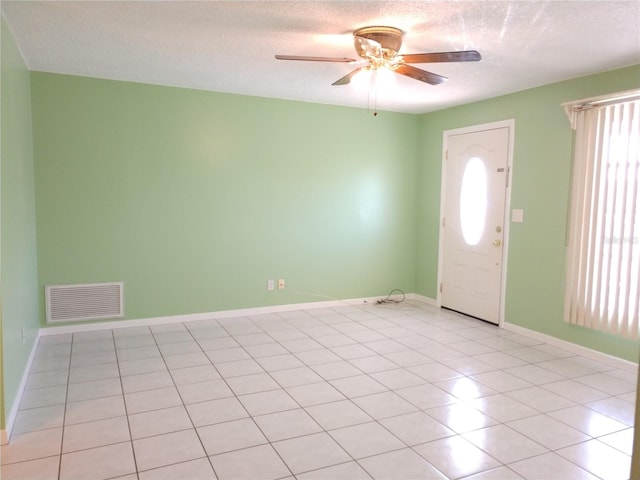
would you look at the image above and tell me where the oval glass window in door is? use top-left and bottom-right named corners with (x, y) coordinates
top-left (460, 157), bottom-right (487, 246)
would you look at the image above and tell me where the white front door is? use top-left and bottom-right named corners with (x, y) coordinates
top-left (440, 123), bottom-right (513, 325)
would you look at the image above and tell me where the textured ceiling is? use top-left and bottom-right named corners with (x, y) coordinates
top-left (2, 1), bottom-right (640, 114)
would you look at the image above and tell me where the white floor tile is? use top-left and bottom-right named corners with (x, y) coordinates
top-left (115, 345), bottom-right (160, 361)
top-left (244, 342), bottom-right (288, 358)
top-left (542, 379), bottom-right (610, 403)
top-left (503, 364), bottom-right (565, 385)
top-left (26, 370), bottom-right (69, 389)
top-left (547, 405), bottom-right (629, 436)
top-left (463, 424), bottom-right (548, 464)
top-left (311, 360), bottom-right (363, 380)
top-left (67, 377), bottom-right (123, 401)
top-left (414, 435), bottom-right (501, 479)
top-left (19, 385), bottom-right (67, 410)
top-left (509, 451), bottom-right (598, 479)
top-left (506, 414), bottom-right (590, 450)
top-left (557, 439), bottom-right (632, 480)
top-left (133, 429), bottom-right (205, 471)
top-left (215, 359), bottom-right (264, 378)
top-left (394, 383), bottom-right (456, 409)
top-left (68, 363), bottom-right (119, 383)
top-left (462, 466), bottom-right (524, 479)
top-left (329, 421), bottom-right (404, 459)
top-left (598, 427), bottom-right (634, 456)
top-left (157, 340), bottom-right (201, 357)
top-left (273, 432), bottom-right (351, 474)
top-left (12, 404), bottom-right (65, 434)
top-left (426, 402), bottom-right (499, 434)
top-left (1, 428), bottom-right (63, 465)
top-left (295, 461), bottom-right (370, 480)
top-left (121, 370), bottom-right (173, 393)
top-left (138, 458), bottom-right (217, 480)
top-left (124, 386), bottom-right (182, 414)
top-left (226, 372), bottom-right (280, 395)
top-left (380, 411), bottom-right (454, 445)
top-left (294, 348), bottom-right (342, 365)
top-left (59, 441), bottom-right (135, 480)
top-left (467, 393), bottom-right (539, 423)
top-left (305, 399), bottom-right (373, 430)
top-left (348, 355), bottom-right (398, 373)
top-left (1, 455), bottom-right (60, 480)
top-left (210, 444), bottom-right (291, 480)
top-left (408, 362), bottom-right (464, 382)
top-left (358, 448), bottom-right (448, 480)
top-left (433, 376), bottom-right (497, 400)
top-left (256, 354), bottom-right (305, 372)
top-left (586, 396), bottom-right (635, 425)
top-left (286, 382), bottom-right (346, 406)
top-left (253, 408), bottom-right (323, 441)
top-left (269, 366), bottom-right (323, 387)
top-left (506, 386), bottom-right (577, 412)
top-left (128, 405), bottom-right (193, 439)
top-left (186, 396), bottom-right (248, 427)
top-left (170, 364), bottom-right (221, 385)
top-left (206, 346), bottom-right (251, 363)
top-left (352, 391), bottom-right (417, 419)
top-left (238, 389), bottom-right (299, 416)
top-left (470, 370), bottom-right (532, 392)
top-left (370, 368), bottom-right (426, 389)
top-left (198, 418), bottom-right (267, 455)
top-left (62, 416), bottom-right (130, 453)
top-left (64, 395), bottom-right (126, 425)
top-left (329, 374), bottom-right (388, 398)
top-left (177, 378), bottom-right (234, 404)
top-left (163, 351), bottom-right (210, 369)
top-left (118, 357), bottom-right (166, 376)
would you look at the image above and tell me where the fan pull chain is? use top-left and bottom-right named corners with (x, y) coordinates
top-left (368, 68), bottom-right (379, 117)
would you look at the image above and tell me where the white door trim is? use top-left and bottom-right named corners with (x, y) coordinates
top-left (437, 119), bottom-right (515, 327)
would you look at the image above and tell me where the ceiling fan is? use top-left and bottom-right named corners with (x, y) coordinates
top-left (276, 26), bottom-right (481, 86)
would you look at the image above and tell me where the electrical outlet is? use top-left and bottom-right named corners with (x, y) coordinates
top-left (278, 279), bottom-right (285, 290)
top-left (21, 326), bottom-right (26, 344)
top-left (267, 279), bottom-right (275, 291)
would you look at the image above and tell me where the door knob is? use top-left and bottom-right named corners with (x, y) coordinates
top-left (492, 239), bottom-right (502, 247)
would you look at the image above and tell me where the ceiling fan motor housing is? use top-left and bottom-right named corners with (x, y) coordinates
top-left (354, 26), bottom-right (404, 59)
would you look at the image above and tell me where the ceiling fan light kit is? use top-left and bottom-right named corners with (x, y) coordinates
top-left (275, 25), bottom-right (482, 88)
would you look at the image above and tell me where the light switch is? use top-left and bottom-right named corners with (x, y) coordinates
top-left (512, 209), bottom-right (524, 223)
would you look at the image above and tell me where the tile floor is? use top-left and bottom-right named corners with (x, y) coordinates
top-left (1, 301), bottom-right (636, 479)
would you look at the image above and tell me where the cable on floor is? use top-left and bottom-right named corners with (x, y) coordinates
top-left (376, 288), bottom-right (406, 305)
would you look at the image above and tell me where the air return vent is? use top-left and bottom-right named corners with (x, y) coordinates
top-left (46, 282), bottom-right (124, 324)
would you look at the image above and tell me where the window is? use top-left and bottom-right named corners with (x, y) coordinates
top-left (563, 90), bottom-right (640, 338)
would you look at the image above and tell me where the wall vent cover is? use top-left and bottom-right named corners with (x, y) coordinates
top-left (46, 282), bottom-right (124, 324)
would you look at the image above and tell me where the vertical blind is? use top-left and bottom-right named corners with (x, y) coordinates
top-left (564, 93), bottom-right (640, 339)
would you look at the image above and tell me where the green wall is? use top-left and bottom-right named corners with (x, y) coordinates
top-left (417, 65), bottom-right (640, 362)
top-left (0, 16), bottom-right (40, 431)
top-left (31, 73), bottom-right (419, 322)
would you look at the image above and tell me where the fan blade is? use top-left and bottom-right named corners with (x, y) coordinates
top-left (275, 55), bottom-right (356, 63)
top-left (332, 67), bottom-right (365, 86)
top-left (395, 64), bottom-right (447, 85)
top-left (354, 35), bottom-right (382, 59)
top-left (402, 50), bottom-right (482, 64)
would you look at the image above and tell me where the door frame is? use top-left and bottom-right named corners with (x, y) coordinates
top-left (436, 119), bottom-right (515, 327)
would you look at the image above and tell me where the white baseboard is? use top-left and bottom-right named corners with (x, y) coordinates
top-left (39, 295), bottom-right (390, 336)
top-left (2, 330), bottom-right (41, 445)
top-left (406, 294), bottom-right (438, 306)
top-left (503, 322), bottom-right (638, 372)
